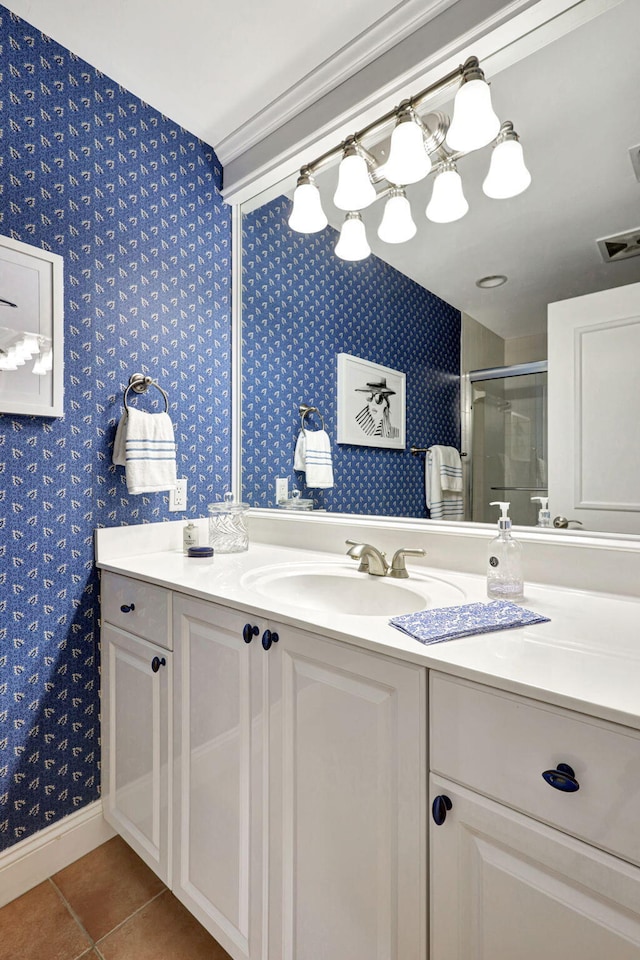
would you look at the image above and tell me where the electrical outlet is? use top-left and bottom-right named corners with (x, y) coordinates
top-left (169, 478), bottom-right (188, 512)
top-left (275, 478), bottom-right (288, 505)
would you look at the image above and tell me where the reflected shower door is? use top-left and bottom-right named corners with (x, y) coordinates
top-left (470, 363), bottom-right (547, 526)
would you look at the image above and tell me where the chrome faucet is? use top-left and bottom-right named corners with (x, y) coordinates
top-left (345, 540), bottom-right (389, 576)
top-left (389, 547), bottom-right (426, 578)
top-left (345, 541), bottom-right (426, 578)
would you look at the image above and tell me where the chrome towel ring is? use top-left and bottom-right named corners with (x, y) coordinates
top-left (123, 373), bottom-right (169, 412)
top-left (299, 403), bottom-right (325, 431)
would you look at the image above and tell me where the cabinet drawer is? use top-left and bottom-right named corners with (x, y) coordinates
top-left (101, 571), bottom-right (171, 650)
top-left (430, 672), bottom-right (640, 867)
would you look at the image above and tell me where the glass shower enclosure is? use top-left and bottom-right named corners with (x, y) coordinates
top-left (467, 361), bottom-right (547, 526)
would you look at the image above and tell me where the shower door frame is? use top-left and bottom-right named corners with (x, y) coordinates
top-left (462, 360), bottom-right (548, 524)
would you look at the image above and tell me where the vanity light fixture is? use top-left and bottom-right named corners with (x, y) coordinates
top-left (288, 55), bottom-right (531, 259)
top-left (335, 212), bottom-right (371, 261)
top-left (0, 326), bottom-right (52, 374)
top-left (445, 58), bottom-right (501, 152)
top-left (482, 121), bottom-right (532, 199)
top-left (426, 160), bottom-right (469, 223)
top-left (381, 109), bottom-right (432, 185)
top-left (288, 170), bottom-right (328, 233)
top-left (333, 141), bottom-right (377, 211)
top-left (377, 187), bottom-right (417, 243)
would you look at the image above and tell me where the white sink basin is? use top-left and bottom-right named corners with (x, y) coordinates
top-left (241, 561), bottom-right (465, 617)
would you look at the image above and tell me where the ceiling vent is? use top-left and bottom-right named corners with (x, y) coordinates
top-left (597, 228), bottom-right (640, 263)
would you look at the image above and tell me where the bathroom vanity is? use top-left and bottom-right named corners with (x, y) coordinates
top-left (97, 518), bottom-right (640, 960)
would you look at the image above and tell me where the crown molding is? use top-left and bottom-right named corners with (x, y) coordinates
top-left (215, 0), bottom-right (458, 166)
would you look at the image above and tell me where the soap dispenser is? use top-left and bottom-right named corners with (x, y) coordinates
top-left (531, 496), bottom-right (551, 528)
top-left (487, 501), bottom-right (524, 601)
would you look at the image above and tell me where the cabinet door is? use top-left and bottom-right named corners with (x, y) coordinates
top-left (101, 624), bottom-right (171, 883)
top-left (172, 596), bottom-right (266, 960)
top-left (430, 774), bottom-right (640, 960)
top-left (268, 623), bottom-right (427, 960)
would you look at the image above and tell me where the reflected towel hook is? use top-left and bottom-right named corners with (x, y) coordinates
top-left (299, 403), bottom-right (325, 431)
top-left (123, 373), bottom-right (169, 412)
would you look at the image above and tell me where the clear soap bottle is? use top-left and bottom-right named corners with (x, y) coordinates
top-left (531, 496), bottom-right (551, 528)
top-left (487, 501), bottom-right (524, 601)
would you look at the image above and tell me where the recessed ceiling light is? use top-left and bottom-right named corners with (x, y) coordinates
top-left (476, 274), bottom-right (508, 288)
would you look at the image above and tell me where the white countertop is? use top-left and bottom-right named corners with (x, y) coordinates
top-left (98, 541), bottom-right (640, 731)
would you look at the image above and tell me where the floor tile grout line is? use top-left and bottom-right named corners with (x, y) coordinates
top-left (47, 877), bottom-right (96, 959)
top-left (93, 887), bottom-right (168, 947)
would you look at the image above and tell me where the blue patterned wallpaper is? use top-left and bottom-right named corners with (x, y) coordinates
top-left (0, 8), bottom-right (231, 850)
top-left (242, 195), bottom-right (460, 516)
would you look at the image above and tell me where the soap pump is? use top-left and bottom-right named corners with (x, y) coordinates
top-left (531, 496), bottom-right (551, 528)
top-left (487, 501), bottom-right (524, 601)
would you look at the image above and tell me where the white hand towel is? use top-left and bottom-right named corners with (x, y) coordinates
top-left (426, 446), bottom-right (463, 520)
top-left (294, 428), bottom-right (334, 489)
top-left (112, 407), bottom-right (177, 495)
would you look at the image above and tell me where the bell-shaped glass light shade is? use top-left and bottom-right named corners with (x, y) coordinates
top-left (381, 119), bottom-right (432, 185)
top-left (335, 213), bottom-right (371, 261)
top-left (426, 165), bottom-right (469, 223)
top-left (483, 138), bottom-right (531, 199)
top-left (377, 192), bottom-right (417, 243)
top-left (446, 78), bottom-right (501, 152)
top-left (333, 152), bottom-right (376, 211)
top-left (20, 334), bottom-right (41, 359)
top-left (288, 178), bottom-right (328, 233)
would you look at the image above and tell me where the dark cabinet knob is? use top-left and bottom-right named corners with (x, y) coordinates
top-left (151, 656), bottom-right (166, 673)
top-left (432, 794), bottom-right (452, 826)
top-left (242, 623), bottom-right (259, 644)
top-left (262, 629), bottom-right (279, 651)
top-left (120, 603), bottom-right (135, 613)
top-left (542, 762), bottom-right (580, 792)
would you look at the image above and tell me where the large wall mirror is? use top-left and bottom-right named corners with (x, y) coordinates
top-left (239, 0), bottom-right (640, 535)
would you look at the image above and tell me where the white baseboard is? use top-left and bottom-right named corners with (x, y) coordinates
top-left (0, 801), bottom-right (115, 908)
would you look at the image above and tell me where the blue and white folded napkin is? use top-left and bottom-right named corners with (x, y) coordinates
top-left (390, 600), bottom-right (549, 645)
top-left (112, 407), bottom-right (177, 494)
top-left (294, 428), bottom-right (334, 489)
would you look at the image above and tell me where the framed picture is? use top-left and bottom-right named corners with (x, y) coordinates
top-left (337, 353), bottom-right (406, 449)
top-left (0, 235), bottom-right (64, 417)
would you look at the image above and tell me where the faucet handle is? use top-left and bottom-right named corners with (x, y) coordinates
top-left (389, 547), bottom-right (426, 579)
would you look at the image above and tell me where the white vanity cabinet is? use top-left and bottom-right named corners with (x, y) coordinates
top-left (100, 572), bottom-right (172, 884)
top-left (429, 673), bottom-right (640, 959)
top-left (170, 595), bottom-right (427, 960)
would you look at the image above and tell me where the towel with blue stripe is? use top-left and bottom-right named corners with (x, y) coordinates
top-left (112, 407), bottom-right (177, 494)
top-left (389, 600), bottom-right (550, 644)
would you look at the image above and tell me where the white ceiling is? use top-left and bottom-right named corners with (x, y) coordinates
top-left (2, 0), bottom-right (439, 163)
top-left (4, 0), bottom-right (640, 341)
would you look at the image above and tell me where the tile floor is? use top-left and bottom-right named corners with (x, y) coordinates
top-left (0, 835), bottom-right (231, 960)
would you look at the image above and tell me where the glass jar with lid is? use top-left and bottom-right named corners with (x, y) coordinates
top-left (207, 491), bottom-right (249, 553)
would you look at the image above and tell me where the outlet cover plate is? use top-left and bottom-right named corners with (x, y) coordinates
top-left (275, 478), bottom-right (288, 505)
top-left (169, 478), bottom-right (188, 512)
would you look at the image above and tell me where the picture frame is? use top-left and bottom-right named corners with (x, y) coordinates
top-left (0, 234), bottom-right (64, 417)
top-left (337, 353), bottom-right (406, 449)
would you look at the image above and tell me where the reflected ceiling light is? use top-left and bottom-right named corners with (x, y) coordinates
top-left (377, 188), bottom-right (417, 244)
top-left (288, 170), bottom-right (328, 233)
top-left (288, 55), bottom-right (529, 260)
top-left (426, 161), bottom-right (468, 223)
top-left (333, 143), bottom-right (377, 211)
top-left (476, 274), bottom-right (508, 288)
top-left (0, 327), bottom-right (50, 375)
top-left (380, 111), bottom-right (431, 185)
top-left (446, 57), bottom-right (501, 152)
top-left (335, 212), bottom-right (371, 261)
top-left (483, 121), bottom-right (531, 199)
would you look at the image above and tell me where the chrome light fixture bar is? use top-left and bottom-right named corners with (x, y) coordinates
top-left (288, 56), bottom-right (531, 261)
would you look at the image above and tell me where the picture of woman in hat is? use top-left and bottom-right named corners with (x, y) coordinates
top-left (354, 377), bottom-right (400, 439)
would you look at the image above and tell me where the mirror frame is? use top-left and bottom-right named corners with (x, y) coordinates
top-left (230, 0), bottom-right (639, 544)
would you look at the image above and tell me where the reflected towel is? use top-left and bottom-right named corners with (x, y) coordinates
top-left (293, 428), bottom-right (334, 489)
top-left (389, 600), bottom-right (550, 645)
top-left (426, 446), bottom-right (463, 520)
top-left (113, 407), bottom-right (177, 494)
